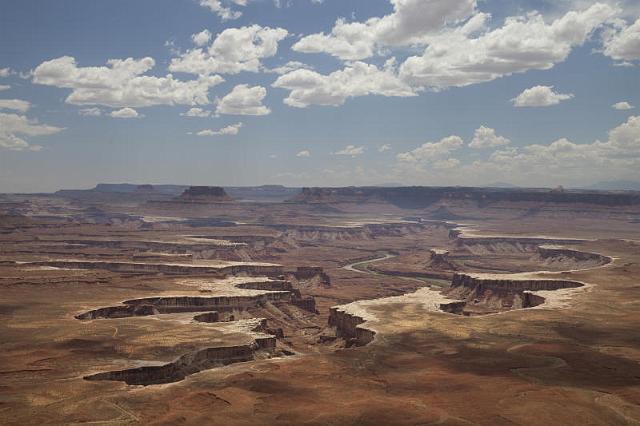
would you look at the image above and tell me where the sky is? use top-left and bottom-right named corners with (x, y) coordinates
top-left (0, 0), bottom-right (639, 192)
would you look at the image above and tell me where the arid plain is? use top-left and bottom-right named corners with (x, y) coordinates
top-left (1, 185), bottom-right (640, 425)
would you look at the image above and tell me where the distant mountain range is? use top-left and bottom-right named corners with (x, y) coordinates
top-left (583, 181), bottom-right (640, 191)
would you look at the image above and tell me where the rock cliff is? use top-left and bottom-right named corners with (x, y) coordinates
top-left (178, 186), bottom-right (233, 203)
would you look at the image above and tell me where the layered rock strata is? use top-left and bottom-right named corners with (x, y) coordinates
top-left (444, 273), bottom-right (584, 314)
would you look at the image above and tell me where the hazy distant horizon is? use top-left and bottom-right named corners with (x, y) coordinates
top-left (7, 180), bottom-right (640, 195)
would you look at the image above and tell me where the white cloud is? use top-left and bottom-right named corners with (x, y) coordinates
top-left (198, 0), bottom-right (248, 21)
top-left (266, 61), bottom-right (314, 75)
top-left (0, 99), bottom-right (31, 113)
top-left (613, 101), bottom-right (635, 110)
top-left (602, 17), bottom-right (640, 62)
top-left (396, 135), bottom-right (464, 169)
top-left (216, 84), bottom-right (271, 116)
top-left (292, 0), bottom-right (477, 61)
top-left (0, 112), bottom-right (63, 151)
top-left (195, 122), bottom-right (243, 136)
top-left (334, 145), bottom-right (365, 157)
top-left (272, 59), bottom-right (416, 107)
top-left (169, 25), bottom-right (288, 76)
top-left (389, 116), bottom-right (640, 186)
top-left (192, 29), bottom-right (213, 47)
top-left (110, 107), bottom-right (139, 119)
top-left (32, 56), bottom-right (223, 108)
top-left (400, 4), bottom-right (617, 90)
top-left (0, 68), bottom-right (11, 78)
top-left (78, 107), bottom-right (102, 116)
top-left (379, 144), bottom-right (392, 152)
top-left (296, 150), bottom-right (311, 157)
top-left (0, 85), bottom-right (10, 91)
top-left (469, 126), bottom-right (511, 148)
top-left (512, 85), bottom-right (574, 107)
top-left (467, 115), bottom-right (640, 185)
top-left (181, 107), bottom-right (211, 117)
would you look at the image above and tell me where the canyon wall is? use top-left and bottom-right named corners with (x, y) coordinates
top-left (292, 186), bottom-right (640, 208)
top-left (328, 307), bottom-right (375, 347)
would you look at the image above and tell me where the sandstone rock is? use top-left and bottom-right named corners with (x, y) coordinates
top-left (178, 186), bottom-right (233, 203)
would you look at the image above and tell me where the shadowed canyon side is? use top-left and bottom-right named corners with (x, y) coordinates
top-left (1, 185), bottom-right (640, 424)
top-left (178, 186), bottom-right (234, 203)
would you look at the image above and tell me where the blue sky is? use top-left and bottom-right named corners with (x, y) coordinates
top-left (0, 0), bottom-right (639, 192)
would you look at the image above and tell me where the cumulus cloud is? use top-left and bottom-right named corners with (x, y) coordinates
top-left (181, 107), bottom-right (211, 117)
top-left (195, 122), bottom-right (243, 136)
top-left (296, 150), bottom-right (311, 157)
top-left (613, 101), bottom-right (635, 110)
top-left (390, 116), bottom-right (640, 186)
top-left (512, 85), bottom-right (574, 107)
top-left (280, 4), bottom-right (615, 106)
top-left (78, 107), bottom-right (102, 116)
top-left (0, 68), bottom-right (11, 78)
top-left (400, 4), bottom-right (617, 90)
top-left (272, 59), bottom-right (415, 107)
top-left (396, 135), bottom-right (464, 170)
top-left (110, 107), bottom-right (139, 118)
top-left (0, 112), bottom-right (63, 151)
top-left (379, 144), bottom-right (392, 152)
top-left (469, 126), bottom-right (510, 148)
top-left (216, 84), bottom-right (271, 116)
top-left (292, 0), bottom-right (477, 61)
top-left (334, 145), bottom-right (365, 157)
top-left (169, 25), bottom-right (288, 76)
top-left (32, 56), bottom-right (223, 108)
top-left (0, 99), bottom-right (31, 113)
top-left (266, 61), bottom-right (314, 75)
top-left (602, 17), bottom-right (640, 62)
top-left (198, 0), bottom-right (248, 21)
top-left (191, 29), bottom-right (212, 47)
top-left (467, 115), bottom-right (640, 185)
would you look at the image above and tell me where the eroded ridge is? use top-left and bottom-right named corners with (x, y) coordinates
top-left (84, 319), bottom-right (278, 386)
top-left (443, 273), bottom-right (585, 315)
top-left (329, 286), bottom-right (458, 347)
top-left (76, 277), bottom-right (317, 320)
top-left (19, 259), bottom-right (283, 277)
top-left (76, 272), bottom-right (324, 384)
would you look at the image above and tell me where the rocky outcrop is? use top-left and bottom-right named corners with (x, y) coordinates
top-left (193, 312), bottom-right (220, 323)
top-left (292, 186), bottom-right (640, 208)
top-left (178, 186), bottom-right (233, 203)
top-left (84, 318), bottom-right (279, 385)
top-left (133, 184), bottom-right (156, 194)
top-left (328, 307), bottom-right (375, 347)
top-left (444, 273), bottom-right (584, 314)
top-left (452, 235), bottom-right (586, 253)
top-left (292, 266), bottom-right (331, 287)
top-left (291, 296), bottom-right (317, 313)
top-left (450, 273), bottom-right (583, 293)
top-left (76, 292), bottom-right (292, 320)
top-left (537, 245), bottom-right (611, 265)
top-left (427, 248), bottom-right (456, 270)
top-left (235, 279), bottom-right (294, 292)
top-left (439, 301), bottom-right (467, 315)
top-left (75, 304), bottom-right (160, 320)
top-left (268, 222), bottom-right (424, 242)
top-left (85, 339), bottom-right (275, 385)
top-left (24, 260), bottom-right (283, 277)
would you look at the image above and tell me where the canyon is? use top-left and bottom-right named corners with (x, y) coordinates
top-left (1, 185), bottom-right (639, 425)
